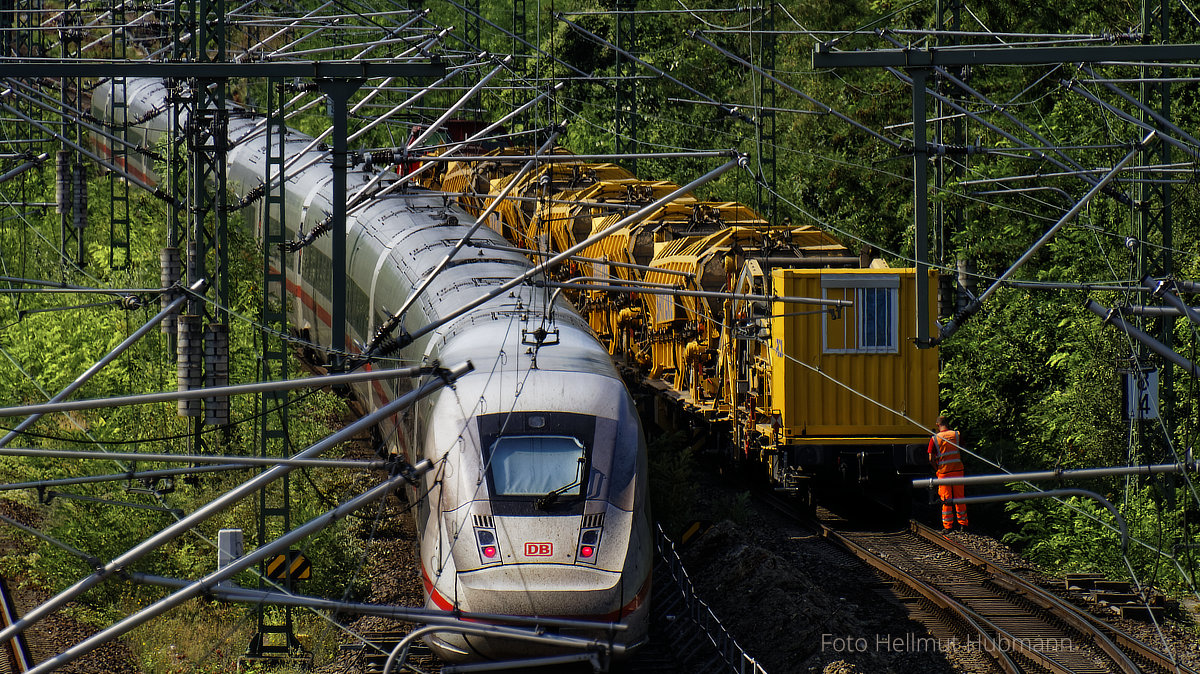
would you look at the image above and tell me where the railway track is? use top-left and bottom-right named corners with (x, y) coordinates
top-left (0, 577), bottom-right (33, 673)
top-left (809, 509), bottom-right (1195, 674)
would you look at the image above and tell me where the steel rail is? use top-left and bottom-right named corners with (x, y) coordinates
top-left (0, 577), bottom-right (33, 672)
top-left (813, 524), bottom-right (1021, 674)
top-left (824, 523), bottom-right (1130, 673)
top-left (911, 522), bottom-right (1199, 674)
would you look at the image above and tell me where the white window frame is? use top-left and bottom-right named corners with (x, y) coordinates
top-left (821, 274), bottom-right (900, 354)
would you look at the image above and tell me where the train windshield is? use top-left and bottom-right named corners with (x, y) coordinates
top-left (488, 435), bottom-right (585, 497)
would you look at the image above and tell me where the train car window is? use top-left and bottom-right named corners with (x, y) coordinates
top-left (487, 436), bottom-right (585, 497)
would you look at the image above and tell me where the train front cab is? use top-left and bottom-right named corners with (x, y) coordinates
top-left (417, 368), bottom-right (651, 663)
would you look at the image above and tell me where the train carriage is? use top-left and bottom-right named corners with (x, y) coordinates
top-left (433, 154), bottom-right (940, 510)
top-left (91, 78), bottom-right (653, 664)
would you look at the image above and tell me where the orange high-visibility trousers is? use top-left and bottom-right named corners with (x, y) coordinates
top-left (938, 470), bottom-right (968, 529)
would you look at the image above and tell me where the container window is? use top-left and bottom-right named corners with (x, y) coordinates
top-left (822, 275), bottom-right (899, 354)
top-left (857, 287), bottom-right (894, 350)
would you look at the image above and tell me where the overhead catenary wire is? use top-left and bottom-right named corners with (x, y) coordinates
top-left (22, 462), bottom-right (430, 674)
top-left (536, 279), bottom-right (852, 308)
top-left (0, 361), bottom-right (473, 653)
top-left (377, 155), bottom-right (743, 355)
top-left (7, 1), bottom-right (1200, 652)
top-left (554, 13), bottom-right (754, 125)
top-left (368, 129), bottom-right (563, 355)
top-left (0, 447), bottom-right (386, 470)
top-left (0, 464), bottom-right (249, 493)
top-left (0, 366), bottom-right (436, 418)
top-left (0, 279), bottom-right (207, 449)
top-left (935, 131), bottom-right (1157, 344)
top-left (689, 30), bottom-right (901, 149)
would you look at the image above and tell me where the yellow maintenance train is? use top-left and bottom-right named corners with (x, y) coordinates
top-left (426, 149), bottom-right (940, 510)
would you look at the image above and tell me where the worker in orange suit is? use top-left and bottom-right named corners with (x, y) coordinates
top-left (928, 416), bottom-right (968, 531)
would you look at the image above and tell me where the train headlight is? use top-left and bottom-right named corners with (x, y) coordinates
top-left (475, 528), bottom-right (501, 565)
top-left (576, 527), bottom-right (601, 565)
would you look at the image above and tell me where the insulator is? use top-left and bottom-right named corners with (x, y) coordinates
top-left (373, 336), bottom-right (402, 358)
top-left (55, 150), bottom-right (71, 214)
top-left (176, 315), bottom-right (203, 417)
top-left (279, 216), bottom-right (332, 253)
top-left (160, 247), bottom-right (181, 334)
top-left (285, 81), bottom-right (321, 94)
top-left (938, 274), bottom-right (956, 321)
top-left (72, 163), bottom-right (87, 232)
top-left (957, 258), bottom-right (977, 314)
top-left (233, 183), bottom-right (265, 210)
top-left (204, 322), bottom-right (229, 426)
top-left (187, 241), bottom-right (203, 286)
top-left (120, 295), bottom-right (144, 310)
top-left (370, 149), bottom-right (398, 166)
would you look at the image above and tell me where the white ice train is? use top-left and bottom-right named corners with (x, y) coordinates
top-left (91, 78), bottom-right (652, 661)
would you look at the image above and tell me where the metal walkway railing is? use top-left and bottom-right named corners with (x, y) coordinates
top-left (652, 525), bottom-right (768, 674)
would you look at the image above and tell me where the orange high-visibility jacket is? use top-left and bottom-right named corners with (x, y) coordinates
top-left (928, 429), bottom-right (963, 475)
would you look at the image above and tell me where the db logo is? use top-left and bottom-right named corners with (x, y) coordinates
top-left (524, 542), bottom-right (553, 556)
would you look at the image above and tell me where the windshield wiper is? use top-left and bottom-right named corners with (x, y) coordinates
top-left (535, 479), bottom-right (579, 510)
top-left (535, 457), bottom-right (585, 510)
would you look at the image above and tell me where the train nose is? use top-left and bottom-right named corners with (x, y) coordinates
top-left (454, 512), bottom-right (625, 571)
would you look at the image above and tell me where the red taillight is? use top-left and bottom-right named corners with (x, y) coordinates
top-left (579, 545), bottom-right (595, 558)
top-left (482, 545), bottom-right (498, 559)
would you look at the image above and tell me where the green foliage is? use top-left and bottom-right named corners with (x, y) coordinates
top-left (6, 1), bottom-right (1200, 663)
top-left (1004, 485), bottom-right (1200, 594)
top-left (0, 163), bottom-right (370, 664)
